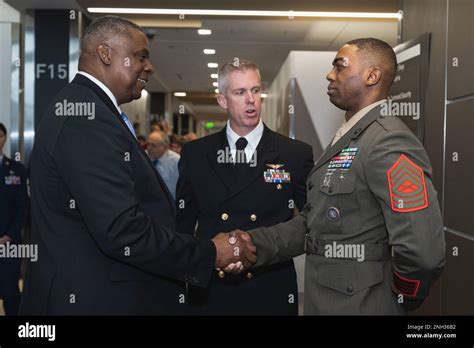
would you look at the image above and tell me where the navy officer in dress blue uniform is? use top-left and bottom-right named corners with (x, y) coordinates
top-left (176, 59), bottom-right (314, 315)
top-left (0, 123), bottom-right (28, 315)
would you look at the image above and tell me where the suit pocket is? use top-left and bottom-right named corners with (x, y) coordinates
top-left (109, 261), bottom-right (156, 282)
top-left (318, 262), bottom-right (383, 296)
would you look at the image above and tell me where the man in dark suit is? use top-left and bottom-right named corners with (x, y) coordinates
top-left (0, 123), bottom-right (28, 315)
top-left (176, 59), bottom-right (314, 315)
top-left (20, 16), bottom-right (255, 315)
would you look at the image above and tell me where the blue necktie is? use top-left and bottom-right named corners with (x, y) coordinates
top-left (152, 159), bottom-right (159, 167)
top-left (121, 112), bottom-right (136, 138)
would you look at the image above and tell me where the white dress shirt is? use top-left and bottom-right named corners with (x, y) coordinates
top-left (226, 119), bottom-right (264, 163)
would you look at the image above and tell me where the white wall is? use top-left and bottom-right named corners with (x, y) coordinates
top-left (262, 51), bottom-right (345, 149)
top-left (0, 0), bottom-right (20, 22)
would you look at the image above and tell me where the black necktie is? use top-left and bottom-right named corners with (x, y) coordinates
top-left (235, 137), bottom-right (248, 164)
top-left (235, 137), bottom-right (248, 181)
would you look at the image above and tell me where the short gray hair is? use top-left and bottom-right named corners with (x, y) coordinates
top-left (81, 16), bottom-right (145, 52)
top-left (217, 58), bottom-right (261, 94)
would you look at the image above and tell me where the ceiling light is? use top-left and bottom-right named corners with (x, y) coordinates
top-left (215, 88), bottom-right (219, 94)
top-left (210, 74), bottom-right (218, 79)
top-left (203, 49), bottom-right (216, 55)
top-left (212, 82), bottom-right (218, 87)
top-left (198, 29), bottom-right (212, 35)
top-left (261, 93), bottom-right (268, 98)
top-left (174, 92), bottom-right (187, 97)
top-left (87, 8), bottom-right (402, 19)
top-left (208, 63), bottom-right (218, 68)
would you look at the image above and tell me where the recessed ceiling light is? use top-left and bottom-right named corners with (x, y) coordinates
top-left (174, 92), bottom-right (187, 97)
top-left (210, 74), bottom-right (218, 79)
top-left (87, 8), bottom-right (402, 19)
top-left (215, 88), bottom-right (219, 94)
top-left (198, 29), bottom-right (212, 35)
top-left (212, 82), bottom-right (218, 87)
top-left (208, 63), bottom-right (218, 68)
top-left (203, 49), bottom-right (216, 55)
top-left (261, 93), bottom-right (268, 98)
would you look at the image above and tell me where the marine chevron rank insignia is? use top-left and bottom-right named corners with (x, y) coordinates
top-left (393, 272), bottom-right (420, 297)
top-left (387, 154), bottom-right (428, 212)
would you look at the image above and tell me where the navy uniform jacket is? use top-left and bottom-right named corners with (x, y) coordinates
top-left (176, 125), bottom-right (314, 315)
top-left (20, 74), bottom-right (216, 315)
top-left (249, 105), bottom-right (446, 315)
top-left (0, 155), bottom-right (28, 297)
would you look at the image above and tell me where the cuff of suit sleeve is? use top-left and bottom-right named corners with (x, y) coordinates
top-left (192, 240), bottom-right (217, 288)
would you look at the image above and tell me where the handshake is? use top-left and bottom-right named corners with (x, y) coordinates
top-left (211, 230), bottom-right (257, 274)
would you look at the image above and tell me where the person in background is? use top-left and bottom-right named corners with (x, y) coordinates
top-left (183, 132), bottom-right (198, 143)
top-left (0, 123), bottom-right (28, 315)
top-left (137, 134), bottom-right (147, 150)
top-left (169, 134), bottom-right (184, 155)
top-left (147, 130), bottom-right (180, 200)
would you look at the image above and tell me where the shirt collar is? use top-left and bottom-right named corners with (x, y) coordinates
top-left (335, 99), bottom-right (386, 139)
top-left (226, 118), bottom-right (264, 151)
top-left (77, 71), bottom-right (122, 115)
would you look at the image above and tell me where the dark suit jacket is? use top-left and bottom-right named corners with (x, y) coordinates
top-left (20, 74), bottom-right (216, 315)
top-left (176, 124), bottom-right (314, 315)
top-left (0, 155), bottom-right (28, 297)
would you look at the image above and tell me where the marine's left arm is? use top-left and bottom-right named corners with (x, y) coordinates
top-left (366, 128), bottom-right (446, 310)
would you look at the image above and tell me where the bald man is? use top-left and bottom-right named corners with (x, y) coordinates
top-left (147, 131), bottom-right (180, 199)
top-left (226, 38), bottom-right (446, 315)
top-left (21, 16), bottom-right (255, 315)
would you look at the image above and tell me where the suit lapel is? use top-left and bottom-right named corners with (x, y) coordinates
top-left (206, 127), bottom-right (236, 193)
top-left (312, 105), bottom-right (384, 173)
top-left (72, 74), bottom-right (175, 212)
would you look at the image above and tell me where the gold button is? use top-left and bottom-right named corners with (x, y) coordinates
top-left (276, 184), bottom-right (282, 190)
top-left (246, 272), bottom-right (253, 279)
top-left (250, 214), bottom-right (257, 222)
top-left (221, 213), bottom-right (229, 221)
top-left (218, 270), bottom-right (225, 278)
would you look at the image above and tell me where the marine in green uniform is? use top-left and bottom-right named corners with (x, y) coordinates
top-left (225, 38), bottom-right (446, 315)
